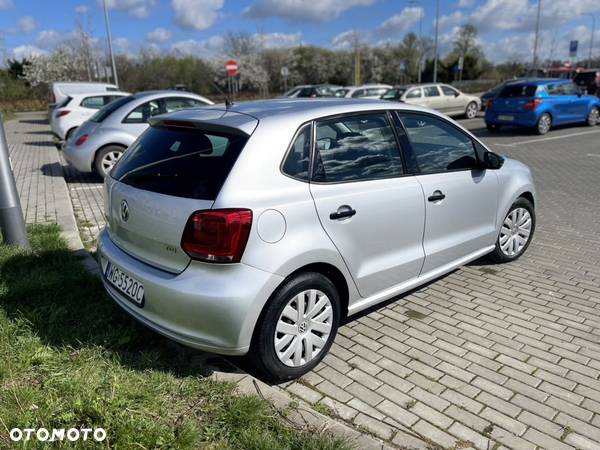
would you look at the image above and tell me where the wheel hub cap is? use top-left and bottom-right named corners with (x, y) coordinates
top-left (274, 289), bottom-right (333, 368)
top-left (499, 207), bottom-right (532, 257)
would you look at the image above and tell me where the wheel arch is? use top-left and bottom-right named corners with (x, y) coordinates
top-left (92, 142), bottom-right (127, 171)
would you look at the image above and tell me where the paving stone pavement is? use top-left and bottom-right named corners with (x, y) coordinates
top-left (8, 111), bottom-right (600, 450)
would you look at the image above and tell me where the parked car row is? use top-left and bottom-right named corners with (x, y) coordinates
top-left (48, 82), bottom-right (213, 178)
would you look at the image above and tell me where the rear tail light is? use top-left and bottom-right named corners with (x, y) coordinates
top-left (524, 99), bottom-right (542, 112)
top-left (55, 110), bottom-right (70, 118)
top-left (75, 134), bottom-right (89, 146)
top-left (181, 209), bottom-right (252, 263)
top-left (486, 99), bottom-right (493, 110)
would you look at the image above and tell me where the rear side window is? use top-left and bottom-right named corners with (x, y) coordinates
top-left (89, 96), bottom-right (135, 123)
top-left (164, 97), bottom-right (207, 113)
top-left (499, 84), bottom-right (538, 98)
top-left (111, 126), bottom-right (248, 200)
top-left (80, 96), bottom-right (106, 109)
top-left (313, 113), bottom-right (404, 183)
top-left (424, 86), bottom-right (441, 97)
top-left (282, 124), bottom-right (311, 180)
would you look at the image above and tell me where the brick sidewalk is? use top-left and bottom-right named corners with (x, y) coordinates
top-left (9, 111), bottom-right (600, 450)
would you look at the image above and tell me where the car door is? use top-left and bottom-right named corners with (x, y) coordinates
top-left (309, 112), bottom-right (426, 298)
top-left (561, 82), bottom-right (588, 121)
top-left (396, 112), bottom-right (498, 274)
top-left (440, 85), bottom-right (463, 114)
top-left (422, 86), bottom-right (446, 112)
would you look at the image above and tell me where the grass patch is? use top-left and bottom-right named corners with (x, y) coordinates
top-left (0, 224), bottom-right (352, 449)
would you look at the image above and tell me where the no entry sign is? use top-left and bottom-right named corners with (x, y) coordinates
top-left (225, 59), bottom-right (239, 75)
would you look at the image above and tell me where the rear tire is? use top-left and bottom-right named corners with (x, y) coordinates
top-left (536, 113), bottom-right (551, 135)
top-left (94, 145), bottom-right (124, 179)
top-left (586, 107), bottom-right (599, 126)
top-left (489, 197), bottom-right (535, 263)
top-left (250, 272), bottom-right (340, 383)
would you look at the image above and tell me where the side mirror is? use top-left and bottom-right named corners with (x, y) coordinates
top-left (455, 92), bottom-right (460, 97)
top-left (483, 151), bottom-right (504, 170)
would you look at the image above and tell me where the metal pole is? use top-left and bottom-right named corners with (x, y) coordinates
top-left (103, 0), bottom-right (119, 88)
top-left (532, 0), bottom-right (542, 73)
top-left (0, 114), bottom-right (29, 249)
top-left (433, 0), bottom-right (439, 83)
top-left (584, 14), bottom-right (596, 70)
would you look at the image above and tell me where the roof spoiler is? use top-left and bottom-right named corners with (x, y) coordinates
top-left (148, 117), bottom-right (251, 138)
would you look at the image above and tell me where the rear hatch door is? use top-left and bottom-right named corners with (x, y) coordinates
top-left (105, 109), bottom-right (258, 273)
top-left (493, 84), bottom-right (539, 113)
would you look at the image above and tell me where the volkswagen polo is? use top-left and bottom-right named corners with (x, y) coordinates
top-left (98, 99), bottom-right (536, 381)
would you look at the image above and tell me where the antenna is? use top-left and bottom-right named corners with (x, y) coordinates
top-left (209, 77), bottom-right (233, 108)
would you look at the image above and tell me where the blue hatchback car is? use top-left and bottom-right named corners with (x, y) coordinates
top-left (485, 79), bottom-right (600, 135)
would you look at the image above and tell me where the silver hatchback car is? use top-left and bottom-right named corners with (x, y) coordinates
top-left (98, 99), bottom-right (536, 381)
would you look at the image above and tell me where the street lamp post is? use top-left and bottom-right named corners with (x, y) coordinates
top-left (532, 0), bottom-right (542, 73)
top-left (433, 0), bottom-right (439, 82)
top-left (102, 0), bottom-right (119, 88)
top-left (584, 13), bottom-right (596, 69)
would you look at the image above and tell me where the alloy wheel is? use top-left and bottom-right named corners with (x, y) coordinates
top-left (274, 289), bottom-right (333, 367)
top-left (499, 207), bottom-right (532, 257)
top-left (537, 114), bottom-right (551, 134)
top-left (101, 151), bottom-right (123, 175)
top-left (588, 108), bottom-right (599, 126)
top-left (466, 102), bottom-right (478, 119)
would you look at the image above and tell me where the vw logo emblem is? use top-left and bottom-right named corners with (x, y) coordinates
top-left (120, 200), bottom-right (129, 222)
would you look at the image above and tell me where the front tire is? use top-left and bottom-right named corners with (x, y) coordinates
top-left (465, 101), bottom-right (478, 119)
top-left (250, 272), bottom-right (340, 383)
top-left (536, 113), bottom-right (551, 135)
top-left (489, 197), bottom-right (535, 263)
top-left (586, 107), bottom-right (599, 126)
top-left (94, 145), bottom-right (124, 179)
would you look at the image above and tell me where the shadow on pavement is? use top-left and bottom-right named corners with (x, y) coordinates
top-left (19, 118), bottom-right (48, 125)
top-left (23, 140), bottom-right (54, 147)
top-left (40, 162), bottom-right (63, 177)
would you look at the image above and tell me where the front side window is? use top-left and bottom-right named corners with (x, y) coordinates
top-left (313, 113), bottom-right (404, 183)
top-left (282, 124), bottom-right (311, 180)
top-left (123, 100), bottom-right (162, 124)
top-left (559, 83), bottom-right (578, 95)
top-left (423, 86), bottom-right (441, 97)
top-left (351, 89), bottom-right (366, 98)
top-left (406, 88), bottom-right (422, 99)
top-left (398, 113), bottom-right (478, 174)
top-left (164, 97), bottom-right (207, 113)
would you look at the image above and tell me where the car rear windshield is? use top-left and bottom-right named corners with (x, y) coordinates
top-left (89, 95), bottom-right (135, 123)
top-left (499, 84), bottom-right (538, 98)
top-left (111, 126), bottom-right (248, 200)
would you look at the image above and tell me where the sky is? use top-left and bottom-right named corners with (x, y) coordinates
top-left (1, 0), bottom-right (599, 65)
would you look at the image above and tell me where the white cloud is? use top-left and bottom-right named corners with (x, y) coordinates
top-left (244, 0), bottom-right (375, 22)
top-left (331, 30), bottom-right (364, 50)
top-left (100, 0), bottom-right (156, 19)
top-left (18, 16), bottom-right (37, 33)
top-left (172, 0), bottom-right (223, 31)
top-left (36, 29), bottom-right (68, 50)
top-left (457, 0), bottom-right (475, 8)
top-left (147, 27), bottom-right (172, 44)
top-left (11, 45), bottom-right (47, 60)
top-left (0, 0), bottom-right (13, 9)
top-left (378, 6), bottom-right (423, 35)
top-left (75, 5), bottom-right (90, 13)
top-left (254, 32), bottom-right (303, 48)
top-left (436, 11), bottom-right (464, 30)
top-left (171, 35), bottom-right (225, 57)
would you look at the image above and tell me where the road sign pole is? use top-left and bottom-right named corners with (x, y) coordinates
top-left (0, 114), bottom-right (29, 248)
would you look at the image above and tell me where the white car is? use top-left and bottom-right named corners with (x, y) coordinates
top-left (382, 84), bottom-right (481, 119)
top-left (335, 84), bottom-right (392, 99)
top-left (51, 91), bottom-right (130, 142)
top-left (48, 81), bottom-right (119, 119)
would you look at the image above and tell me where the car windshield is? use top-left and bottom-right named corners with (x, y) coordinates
top-left (111, 125), bottom-right (248, 200)
top-left (89, 96), bottom-right (136, 123)
top-left (381, 88), bottom-right (406, 100)
top-left (499, 84), bottom-right (538, 98)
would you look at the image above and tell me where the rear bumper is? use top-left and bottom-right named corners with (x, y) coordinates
top-left (63, 140), bottom-right (95, 172)
top-left (97, 228), bottom-right (283, 355)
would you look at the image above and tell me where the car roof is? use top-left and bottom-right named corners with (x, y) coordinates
top-left (69, 91), bottom-right (130, 98)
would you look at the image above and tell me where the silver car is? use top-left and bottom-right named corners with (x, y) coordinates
top-left (98, 99), bottom-right (535, 381)
top-left (382, 83), bottom-right (481, 119)
top-left (63, 91), bottom-right (213, 178)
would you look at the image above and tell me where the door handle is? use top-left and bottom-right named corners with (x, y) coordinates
top-left (330, 207), bottom-right (356, 220)
top-left (428, 190), bottom-right (446, 202)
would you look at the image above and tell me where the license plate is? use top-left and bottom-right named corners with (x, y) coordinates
top-left (498, 115), bottom-right (514, 121)
top-left (104, 261), bottom-right (145, 307)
